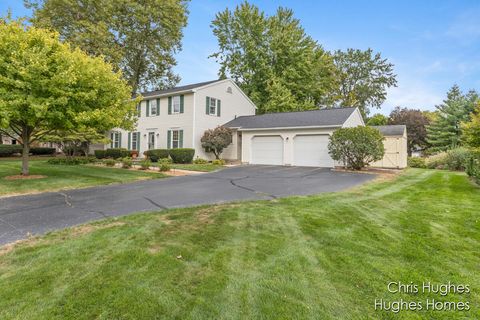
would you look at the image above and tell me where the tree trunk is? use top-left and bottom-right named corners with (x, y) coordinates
top-left (22, 142), bottom-right (30, 176)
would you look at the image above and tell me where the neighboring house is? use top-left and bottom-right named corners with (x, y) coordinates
top-left (1, 136), bottom-right (17, 145)
top-left (224, 108), bottom-right (408, 169)
top-left (370, 125), bottom-right (408, 169)
top-left (99, 79), bottom-right (256, 159)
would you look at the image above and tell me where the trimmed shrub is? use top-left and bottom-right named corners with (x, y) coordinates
top-left (169, 148), bottom-right (195, 164)
top-left (47, 157), bottom-right (96, 165)
top-left (328, 127), bottom-right (385, 170)
top-left (139, 159), bottom-right (151, 170)
top-left (30, 147), bottom-right (56, 155)
top-left (212, 159), bottom-right (226, 165)
top-left (158, 163), bottom-right (171, 172)
top-left (130, 150), bottom-right (139, 158)
top-left (407, 157), bottom-right (426, 168)
top-left (144, 149), bottom-right (169, 162)
top-left (158, 158), bottom-right (173, 164)
top-left (94, 150), bottom-right (107, 159)
top-left (193, 157), bottom-right (208, 164)
top-left (466, 157), bottom-right (480, 184)
top-left (105, 148), bottom-right (129, 159)
top-left (121, 157), bottom-right (133, 169)
top-left (0, 145), bottom-right (22, 157)
top-left (104, 159), bottom-right (117, 167)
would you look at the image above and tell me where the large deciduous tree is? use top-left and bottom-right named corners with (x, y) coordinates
top-left (25, 0), bottom-right (189, 93)
top-left (330, 48), bottom-right (397, 118)
top-left (210, 2), bottom-right (337, 114)
top-left (426, 85), bottom-right (478, 153)
top-left (0, 20), bottom-right (137, 175)
top-left (388, 107), bottom-right (430, 156)
top-left (366, 113), bottom-right (388, 126)
top-left (462, 102), bottom-right (480, 148)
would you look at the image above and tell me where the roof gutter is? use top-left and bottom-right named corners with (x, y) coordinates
top-left (235, 125), bottom-right (343, 132)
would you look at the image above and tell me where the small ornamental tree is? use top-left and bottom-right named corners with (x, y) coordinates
top-left (0, 20), bottom-right (138, 175)
top-left (201, 126), bottom-right (233, 159)
top-left (328, 126), bottom-right (385, 170)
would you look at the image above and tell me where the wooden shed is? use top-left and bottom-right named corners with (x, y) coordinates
top-left (370, 125), bottom-right (408, 169)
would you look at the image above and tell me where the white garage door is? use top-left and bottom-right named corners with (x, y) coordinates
top-left (251, 136), bottom-right (283, 165)
top-left (293, 135), bottom-right (334, 167)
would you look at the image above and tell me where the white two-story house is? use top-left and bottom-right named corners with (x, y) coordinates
top-left (101, 79), bottom-right (257, 160)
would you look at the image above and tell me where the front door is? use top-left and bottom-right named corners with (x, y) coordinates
top-left (148, 132), bottom-right (155, 150)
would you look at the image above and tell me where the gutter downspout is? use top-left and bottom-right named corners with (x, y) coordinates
top-left (192, 89), bottom-right (197, 151)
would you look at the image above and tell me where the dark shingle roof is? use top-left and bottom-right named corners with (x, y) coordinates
top-left (224, 108), bottom-right (357, 129)
top-left (370, 125), bottom-right (406, 136)
top-left (139, 80), bottom-right (223, 98)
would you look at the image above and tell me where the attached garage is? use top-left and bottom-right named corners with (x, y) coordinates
top-left (251, 136), bottom-right (284, 165)
top-left (224, 108), bottom-right (408, 169)
top-left (293, 135), bottom-right (334, 167)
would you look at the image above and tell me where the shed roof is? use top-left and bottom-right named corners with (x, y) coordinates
top-left (371, 125), bottom-right (406, 136)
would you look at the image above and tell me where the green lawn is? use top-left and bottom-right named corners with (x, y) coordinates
top-left (0, 169), bottom-right (479, 319)
top-left (0, 160), bottom-right (164, 196)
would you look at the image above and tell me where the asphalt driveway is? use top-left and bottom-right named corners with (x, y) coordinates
top-left (0, 165), bottom-right (375, 245)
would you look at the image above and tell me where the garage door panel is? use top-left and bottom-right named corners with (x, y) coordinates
top-left (251, 136), bottom-right (283, 165)
top-left (293, 135), bottom-right (334, 167)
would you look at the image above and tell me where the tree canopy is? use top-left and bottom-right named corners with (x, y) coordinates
top-left (366, 114), bottom-right (388, 126)
top-left (25, 0), bottom-right (189, 93)
top-left (426, 85), bottom-right (478, 153)
top-left (462, 102), bottom-right (480, 148)
top-left (330, 48), bottom-right (397, 117)
top-left (0, 19), bottom-right (137, 175)
top-left (201, 126), bottom-right (233, 159)
top-left (388, 107), bottom-right (430, 156)
top-left (210, 2), bottom-right (337, 114)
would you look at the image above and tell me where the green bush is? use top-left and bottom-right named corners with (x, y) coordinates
top-left (30, 147), bottom-right (56, 155)
top-left (465, 157), bottom-right (480, 184)
top-left (169, 148), bottom-right (195, 164)
top-left (121, 157), bottom-right (133, 169)
top-left (104, 159), bottom-right (117, 167)
top-left (158, 163), bottom-right (171, 172)
top-left (328, 127), bottom-right (385, 170)
top-left (144, 149), bottom-right (169, 162)
top-left (158, 158), bottom-right (173, 164)
top-left (444, 147), bottom-right (471, 171)
top-left (193, 157), bottom-right (208, 164)
top-left (0, 145), bottom-right (22, 157)
top-left (105, 148), bottom-right (129, 159)
top-left (425, 152), bottom-right (448, 169)
top-left (94, 150), bottom-right (107, 159)
top-left (47, 157), bottom-right (96, 165)
top-left (212, 159), bottom-right (226, 165)
top-left (139, 159), bottom-right (151, 170)
top-left (407, 157), bottom-right (426, 168)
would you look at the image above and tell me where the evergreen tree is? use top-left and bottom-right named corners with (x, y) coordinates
top-left (427, 85), bottom-right (478, 152)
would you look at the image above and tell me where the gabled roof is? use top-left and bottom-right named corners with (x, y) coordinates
top-left (139, 80), bottom-right (223, 98)
top-left (224, 107), bottom-right (358, 130)
top-left (371, 125), bottom-right (406, 136)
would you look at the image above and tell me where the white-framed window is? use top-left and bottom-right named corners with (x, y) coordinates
top-left (172, 96), bottom-right (181, 114)
top-left (150, 99), bottom-right (158, 116)
top-left (172, 130), bottom-right (179, 149)
top-left (209, 98), bottom-right (217, 115)
top-left (113, 132), bottom-right (121, 148)
top-left (131, 132), bottom-right (139, 150)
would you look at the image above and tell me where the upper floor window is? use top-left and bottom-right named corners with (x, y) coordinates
top-left (150, 99), bottom-right (159, 116)
top-left (209, 98), bottom-right (217, 115)
top-left (226, 86), bottom-right (233, 94)
top-left (206, 96), bottom-right (221, 117)
top-left (173, 96), bottom-right (181, 114)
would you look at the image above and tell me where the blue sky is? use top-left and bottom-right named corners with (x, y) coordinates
top-left (2, 0), bottom-right (480, 115)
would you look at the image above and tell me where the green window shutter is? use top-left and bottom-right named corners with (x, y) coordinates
top-left (179, 130), bottom-right (184, 148)
top-left (128, 132), bottom-right (131, 150)
top-left (146, 100), bottom-right (150, 117)
top-left (118, 133), bottom-right (122, 148)
top-left (156, 98), bottom-right (160, 115)
top-left (137, 104), bottom-right (141, 117)
top-left (137, 132), bottom-right (141, 151)
top-left (167, 130), bottom-right (172, 149)
top-left (168, 97), bottom-right (172, 114)
top-left (206, 96), bottom-right (210, 114)
top-left (110, 132), bottom-right (114, 148)
top-left (217, 100), bottom-right (221, 117)
top-left (180, 95), bottom-right (184, 113)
